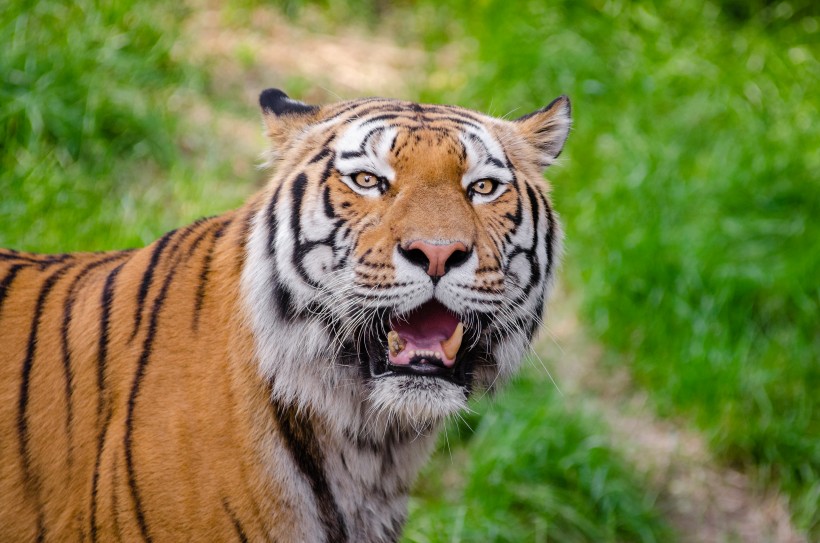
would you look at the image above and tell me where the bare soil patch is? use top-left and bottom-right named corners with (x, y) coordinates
top-left (540, 286), bottom-right (806, 543)
top-left (175, 1), bottom-right (430, 183)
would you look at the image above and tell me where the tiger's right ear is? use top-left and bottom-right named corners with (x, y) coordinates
top-left (514, 95), bottom-right (572, 170)
top-left (259, 88), bottom-right (320, 150)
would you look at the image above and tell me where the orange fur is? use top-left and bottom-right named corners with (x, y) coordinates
top-left (0, 209), bottom-right (295, 540)
top-left (0, 90), bottom-right (571, 542)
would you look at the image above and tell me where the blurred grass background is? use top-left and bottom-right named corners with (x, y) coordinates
top-left (1, 0), bottom-right (817, 540)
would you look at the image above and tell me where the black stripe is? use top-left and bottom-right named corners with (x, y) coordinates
top-left (320, 101), bottom-right (400, 124)
top-left (18, 263), bottom-right (73, 537)
top-left (486, 156), bottom-right (505, 168)
top-left (0, 252), bottom-right (72, 264)
top-left (308, 147), bottom-right (332, 164)
top-left (267, 183), bottom-right (301, 320)
top-left (111, 461), bottom-right (123, 543)
top-left (193, 221), bottom-right (230, 331)
top-left (91, 262), bottom-right (126, 540)
top-left (186, 218), bottom-right (220, 257)
top-left (36, 515), bottom-right (46, 543)
top-left (289, 173), bottom-right (317, 286)
top-left (271, 279), bottom-right (297, 321)
top-left (0, 263), bottom-right (26, 318)
top-left (524, 183), bottom-right (543, 291)
top-left (130, 229), bottom-right (178, 342)
top-left (60, 252), bottom-right (130, 468)
top-left (124, 227), bottom-right (197, 543)
top-left (318, 150), bottom-right (337, 186)
top-left (98, 262), bottom-right (124, 416)
top-left (311, 101), bottom-right (485, 133)
top-left (222, 498), bottom-right (250, 543)
top-left (541, 191), bottom-right (556, 281)
top-left (235, 209), bottom-right (254, 275)
top-left (420, 114), bottom-right (484, 132)
top-left (358, 113), bottom-right (402, 126)
top-left (424, 104), bottom-right (484, 123)
top-left (271, 397), bottom-right (348, 543)
top-left (90, 403), bottom-right (114, 543)
top-left (286, 174), bottom-right (343, 287)
top-left (358, 126), bottom-right (386, 153)
top-left (504, 173), bottom-right (524, 228)
top-left (322, 185), bottom-right (337, 221)
top-left (465, 131), bottom-right (506, 168)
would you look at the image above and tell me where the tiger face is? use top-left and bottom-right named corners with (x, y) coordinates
top-left (243, 89), bottom-right (570, 434)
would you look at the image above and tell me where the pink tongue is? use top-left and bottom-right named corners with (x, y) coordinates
top-left (388, 301), bottom-right (460, 368)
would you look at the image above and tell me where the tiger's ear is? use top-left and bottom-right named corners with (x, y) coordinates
top-left (514, 95), bottom-right (572, 170)
top-left (259, 88), bottom-right (320, 150)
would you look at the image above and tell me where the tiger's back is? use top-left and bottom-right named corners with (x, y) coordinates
top-left (0, 214), bottom-right (291, 540)
top-left (0, 89), bottom-right (571, 542)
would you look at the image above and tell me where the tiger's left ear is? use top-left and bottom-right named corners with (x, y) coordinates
top-left (259, 88), bottom-right (321, 151)
top-left (514, 95), bottom-right (572, 170)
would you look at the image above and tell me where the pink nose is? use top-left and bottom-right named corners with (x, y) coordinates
top-left (406, 240), bottom-right (469, 277)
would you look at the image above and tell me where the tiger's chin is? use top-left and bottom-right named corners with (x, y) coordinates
top-left (356, 299), bottom-right (486, 428)
top-left (366, 375), bottom-right (468, 430)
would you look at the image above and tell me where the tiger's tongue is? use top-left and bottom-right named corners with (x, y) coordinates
top-left (388, 301), bottom-right (463, 368)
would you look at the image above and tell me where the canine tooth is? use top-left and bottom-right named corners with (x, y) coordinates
top-left (388, 330), bottom-right (406, 357)
top-left (441, 322), bottom-right (464, 360)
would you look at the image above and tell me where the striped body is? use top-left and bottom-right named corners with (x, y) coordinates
top-left (0, 90), bottom-right (571, 541)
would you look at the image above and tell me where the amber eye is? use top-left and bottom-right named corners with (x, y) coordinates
top-left (469, 178), bottom-right (499, 197)
top-left (351, 171), bottom-right (381, 189)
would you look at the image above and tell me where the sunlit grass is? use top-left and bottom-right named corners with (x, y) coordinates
top-left (0, 0), bottom-right (249, 252)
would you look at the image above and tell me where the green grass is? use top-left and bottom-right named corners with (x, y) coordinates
top-left (402, 0), bottom-right (819, 534)
top-left (404, 374), bottom-right (672, 542)
top-left (0, 0), bottom-right (248, 252)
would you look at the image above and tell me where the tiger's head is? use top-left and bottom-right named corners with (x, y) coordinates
top-left (242, 89), bottom-right (570, 435)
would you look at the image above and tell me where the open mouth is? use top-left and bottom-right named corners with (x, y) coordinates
top-left (368, 299), bottom-right (471, 383)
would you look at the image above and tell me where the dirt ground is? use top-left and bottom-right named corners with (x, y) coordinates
top-left (540, 287), bottom-right (805, 543)
top-left (180, 4), bottom-right (806, 541)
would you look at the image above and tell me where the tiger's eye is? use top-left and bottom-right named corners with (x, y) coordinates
top-left (472, 179), bottom-right (497, 196)
top-left (351, 172), bottom-right (380, 189)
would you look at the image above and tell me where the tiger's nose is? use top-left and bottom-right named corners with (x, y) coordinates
top-left (399, 240), bottom-right (472, 279)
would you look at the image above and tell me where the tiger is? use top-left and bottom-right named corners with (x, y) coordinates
top-left (0, 88), bottom-right (571, 542)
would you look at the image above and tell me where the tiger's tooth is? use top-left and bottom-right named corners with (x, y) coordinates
top-left (441, 322), bottom-right (464, 360)
top-left (387, 330), bottom-right (406, 357)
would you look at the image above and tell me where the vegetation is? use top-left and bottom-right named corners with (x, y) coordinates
top-left (406, 0), bottom-right (820, 533)
top-left (405, 374), bottom-right (672, 542)
top-left (2, 0), bottom-right (817, 539)
top-left (0, 0), bottom-right (248, 252)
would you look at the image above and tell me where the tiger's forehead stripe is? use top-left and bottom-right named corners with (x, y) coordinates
top-left (319, 98), bottom-right (497, 134)
top-left (325, 100), bottom-right (514, 190)
top-left (459, 127), bottom-right (514, 188)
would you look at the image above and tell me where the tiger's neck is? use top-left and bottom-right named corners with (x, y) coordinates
top-left (259, 391), bottom-right (438, 542)
top-left (224, 198), bottom-right (440, 541)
